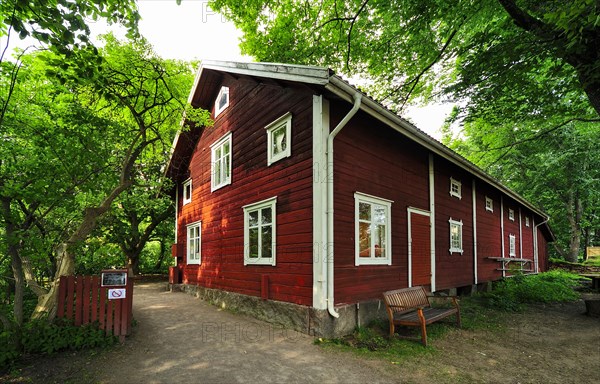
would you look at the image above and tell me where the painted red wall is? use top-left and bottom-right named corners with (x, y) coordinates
top-left (176, 77), bottom-right (315, 305)
top-left (475, 183), bottom-right (503, 281)
top-left (332, 104), bottom-right (430, 304)
top-left (432, 157), bottom-right (474, 290)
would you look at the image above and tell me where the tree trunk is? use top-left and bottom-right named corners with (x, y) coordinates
top-left (126, 248), bottom-right (142, 276)
top-left (564, 191), bottom-right (583, 263)
top-left (1, 197), bottom-right (24, 327)
top-left (154, 240), bottom-right (167, 272)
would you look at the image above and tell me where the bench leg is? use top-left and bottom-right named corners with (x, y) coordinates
top-left (456, 310), bottom-right (462, 328)
top-left (417, 309), bottom-right (427, 347)
top-left (389, 321), bottom-right (395, 337)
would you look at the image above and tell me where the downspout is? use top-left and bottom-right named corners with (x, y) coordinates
top-left (533, 217), bottom-right (549, 273)
top-left (326, 92), bottom-right (362, 318)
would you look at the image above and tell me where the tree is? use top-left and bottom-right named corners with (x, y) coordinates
top-left (32, 35), bottom-right (209, 319)
top-left (210, 0), bottom-right (599, 118)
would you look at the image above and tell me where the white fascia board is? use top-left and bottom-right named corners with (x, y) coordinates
top-left (325, 76), bottom-right (548, 221)
top-left (201, 60), bottom-right (331, 85)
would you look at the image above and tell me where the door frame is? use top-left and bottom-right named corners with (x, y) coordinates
top-left (407, 207), bottom-right (431, 287)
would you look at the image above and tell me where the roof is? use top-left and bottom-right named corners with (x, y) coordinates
top-left (166, 60), bottom-right (554, 239)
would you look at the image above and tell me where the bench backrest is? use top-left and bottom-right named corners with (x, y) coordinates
top-left (383, 286), bottom-right (431, 314)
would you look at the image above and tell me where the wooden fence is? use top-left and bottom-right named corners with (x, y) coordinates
top-left (57, 275), bottom-right (133, 341)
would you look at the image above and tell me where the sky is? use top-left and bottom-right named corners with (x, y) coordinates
top-left (2, 0), bottom-right (452, 138)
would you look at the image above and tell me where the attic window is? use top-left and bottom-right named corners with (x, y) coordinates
top-left (509, 209), bottom-right (515, 221)
top-left (215, 86), bottom-right (229, 117)
top-left (183, 179), bottom-right (192, 205)
top-left (449, 178), bottom-right (462, 199)
top-left (525, 216), bottom-right (530, 227)
top-left (265, 112), bottom-right (292, 165)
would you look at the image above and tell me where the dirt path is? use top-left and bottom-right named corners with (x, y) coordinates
top-left (4, 280), bottom-right (600, 383)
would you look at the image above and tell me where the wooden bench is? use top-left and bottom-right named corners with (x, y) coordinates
top-left (383, 286), bottom-right (461, 347)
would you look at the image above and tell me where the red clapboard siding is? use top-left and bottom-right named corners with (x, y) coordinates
top-left (176, 77), bottom-right (316, 306)
top-left (331, 103), bottom-right (429, 304)
top-left (476, 184), bottom-right (503, 282)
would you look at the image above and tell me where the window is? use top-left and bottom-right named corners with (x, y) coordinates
top-left (449, 218), bottom-right (463, 254)
top-left (265, 112), bottom-right (292, 165)
top-left (508, 208), bottom-right (515, 221)
top-left (449, 178), bottom-right (462, 199)
top-left (187, 221), bottom-right (201, 265)
top-left (214, 86), bottom-right (229, 117)
top-left (183, 179), bottom-right (192, 205)
top-left (243, 197), bottom-right (277, 266)
top-left (509, 234), bottom-right (516, 257)
top-left (211, 132), bottom-right (232, 191)
top-left (525, 216), bottom-right (530, 227)
top-left (355, 192), bottom-right (393, 266)
top-left (485, 197), bottom-right (493, 212)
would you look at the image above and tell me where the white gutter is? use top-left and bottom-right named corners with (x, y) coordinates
top-left (326, 92), bottom-right (362, 318)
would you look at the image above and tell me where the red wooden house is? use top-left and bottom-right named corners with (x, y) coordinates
top-left (166, 61), bottom-right (554, 336)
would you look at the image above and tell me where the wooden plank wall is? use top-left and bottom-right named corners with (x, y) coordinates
top-left (57, 275), bottom-right (133, 341)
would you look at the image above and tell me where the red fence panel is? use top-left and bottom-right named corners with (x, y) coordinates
top-left (57, 274), bottom-right (133, 342)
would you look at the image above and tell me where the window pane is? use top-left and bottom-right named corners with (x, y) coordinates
top-left (373, 204), bottom-right (386, 225)
top-left (272, 125), bottom-right (286, 155)
top-left (249, 228), bottom-right (259, 258)
top-left (359, 202), bottom-right (371, 221)
top-left (214, 160), bottom-right (221, 185)
top-left (248, 211), bottom-right (259, 227)
top-left (224, 141), bottom-right (230, 155)
top-left (224, 154), bottom-right (230, 179)
top-left (358, 222), bottom-right (371, 257)
top-left (262, 225), bottom-right (272, 258)
top-left (375, 224), bottom-right (386, 257)
top-left (261, 207), bottom-right (272, 224)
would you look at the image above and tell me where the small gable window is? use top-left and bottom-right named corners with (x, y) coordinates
top-left (183, 179), bottom-right (192, 205)
top-left (485, 197), bottom-right (493, 212)
top-left (265, 112), bottom-right (292, 166)
top-left (508, 208), bottom-right (515, 221)
top-left (449, 178), bottom-right (462, 199)
top-left (215, 86), bottom-right (229, 117)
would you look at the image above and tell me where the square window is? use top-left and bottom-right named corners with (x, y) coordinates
top-left (355, 192), bottom-right (393, 266)
top-left (183, 179), bottom-right (192, 205)
top-left (485, 197), bottom-right (493, 212)
top-left (243, 197), bottom-right (277, 266)
top-left (215, 86), bottom-right (229, 117)
top-left (187, 221), bottom-right (201, 265)
top-left (508, 208), bottom-right (515, 221)
top-left (450, 178), bottom-right (462, 199)
top-left (266, 112), bottom-right (292, 165)
top-left (509, 234), bottom-right (516, 257)
top-left (211, 132), bottom-right (232, 192)
top-left (449, 218), bottom-right (463, 254)
top-left (525, 216), bottom-right (530, 227)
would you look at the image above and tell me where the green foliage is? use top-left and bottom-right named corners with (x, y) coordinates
top-left (1, 319), bottom-right (116, 371)
top-left (481, 271), bottom-right (582, 311)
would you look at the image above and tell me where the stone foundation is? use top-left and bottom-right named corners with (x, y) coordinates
top-left (168, 283), bottom-right (388, 338)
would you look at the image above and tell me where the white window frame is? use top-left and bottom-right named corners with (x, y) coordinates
top-left (186, 221), bottom-right (201, 265)
top-left (214, 86), bottom-right (229, 117)
top-left (449, 177), bottom-right (462, 199)
top-left (354, 192), bottom-right (393, 266)
top-left (485, 196), bottom-right (493, 212)
top-left (243, 197), bottom-right (277, 266)
top-left (508, 208), bottom-right (515, 221)
top-left (509, 234), bottom-right (516, 257)
top-left (182, 178), bottom-right (192, 205)
top-left (265, 112), bottom-right (292, 166)
top-left (525, 216), bottom-right (530, 227)
top-left (210, 132), bottom-right (232, 192)
top-left (449, 218), bottom-right (464, 255)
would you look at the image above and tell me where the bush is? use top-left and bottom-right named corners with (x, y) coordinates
top-left (482, 270), bottom-right (582, 311)
top-left (1, 318), bottom-right (117, 371)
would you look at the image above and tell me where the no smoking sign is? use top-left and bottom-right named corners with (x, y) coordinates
top-left (108, 288), bottom-right (126, 300)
